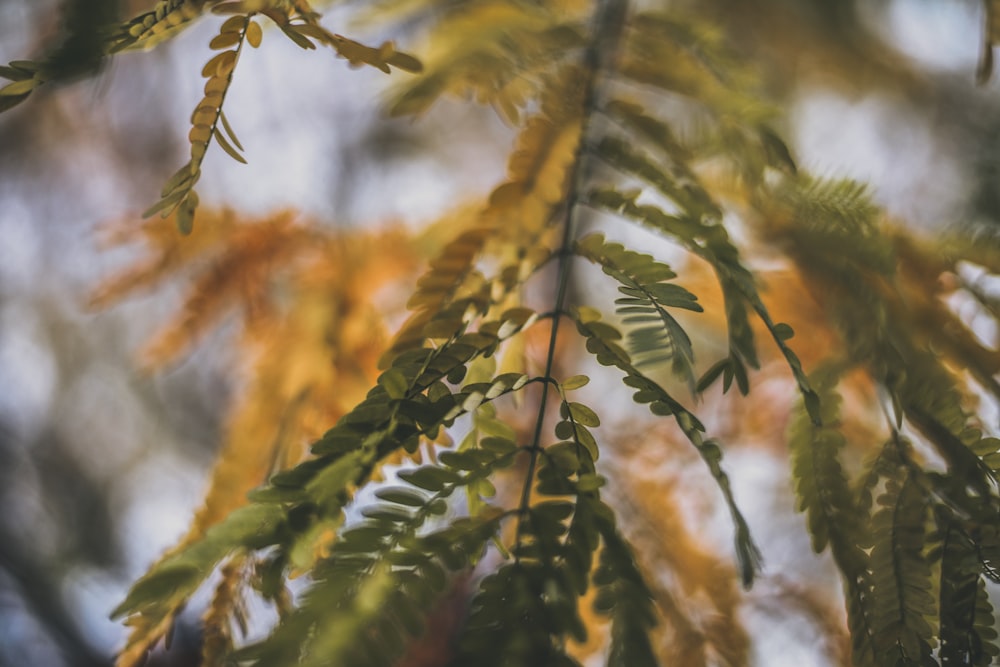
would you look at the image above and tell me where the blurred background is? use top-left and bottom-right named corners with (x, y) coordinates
top-left (0, 0), bottom-right (999, 665)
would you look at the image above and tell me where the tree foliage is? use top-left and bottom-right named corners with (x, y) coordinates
top-left (6, 1), bottom-right (1000, 666)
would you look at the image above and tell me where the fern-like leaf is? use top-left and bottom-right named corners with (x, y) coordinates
top-left (235, 473), bottom-right (507, 667)
top-left (937, 522), bottom-right (999, 666)
top-left (572, 305), bottom-right (761, 587)
top-left (575, 232), bottom-right (701, 389)
top-left (788, 367), bottom-right (878, 665)
top-left (588, 186), bottom-right (820, 421)
top-left (593, 526), bottom-right (658, 667)
top-left (109, 0), bottom-right (208, 53)
top-left (868, 445), bottom-right (937, 666)
top-left (145, 14), bottom-right (256, 233)
top-left (388, 0), bottom-right (585, 120)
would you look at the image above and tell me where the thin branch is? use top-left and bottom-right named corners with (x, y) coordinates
top-left (513, 0), bottom-right (629, 559)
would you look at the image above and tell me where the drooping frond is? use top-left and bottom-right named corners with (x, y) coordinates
top-left (764, 174), bottom-right (1000, 511)
top-left (2, 1), bottom-right (421, 232)
top-left (586, 185), bottom-right (818, 420)
top-left (96, 213), bottom-right (421, 665)
top-left (594, 440), bottom-right (752, 666)
top-left (868, 440), bottom-right (937, 667)
top-left (788, 367), bottom-right (865, 557)
top-left (388, 0), bottom-right (587, 122)
top-left (234, 484), bottom-right (506, 667)
top-left (575, 232), bottom-right (702, 388)
top-left (936, 522), bottom-right (1000, 666)
top-left (572, 305), bottom-right (762, 587)
top-left (788, 367), bottom-right (877, 666)
top-left (383, 64), bottom-right (587, 365)
top-left (144, 13), bottom-right (261, 232)
top-left (593, 527), bottom-right (658, 666)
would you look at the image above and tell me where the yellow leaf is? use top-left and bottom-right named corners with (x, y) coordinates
top-left (246, 20), bottom-right (263, 48)
top-left (191, 106), bottom-right (216, 126)
top-left (142, 188), bottom-right (187, 219)
top-left (387, 50), bottom-right (422, 73)
top-left (0, 78), bottom-right (35, 96)
top-left (218, 110), bottom-right (244, 151)
top-left (214, 127), bottom-right (248, 164)
top-left (220, 15), bottom-right (246, 34)
top-left (204, 76), bottom-right (227, 95)
top-left (209, 31), bottom-right (241, 50)
top-left (202, 51), bottom-right (235, 78)
top-left (188, 125), bottom-right (212, 145)
top-left (215, 50), bottom-right (238, 77)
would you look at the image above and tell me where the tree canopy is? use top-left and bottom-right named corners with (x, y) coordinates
top-left (4, 1), bottom-right (1000, 666)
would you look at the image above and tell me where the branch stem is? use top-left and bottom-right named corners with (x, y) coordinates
top-left (513, 0), bottom-right (628, 559)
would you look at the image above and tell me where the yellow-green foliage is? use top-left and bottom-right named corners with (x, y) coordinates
top-left (7, 1), bottom-right (1000, 666)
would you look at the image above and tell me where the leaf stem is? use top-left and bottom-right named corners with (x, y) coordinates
top-left (513, 0), bottom-right (628, 560)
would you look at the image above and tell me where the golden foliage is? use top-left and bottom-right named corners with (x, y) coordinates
top-left (30, 0), bottom-right (1000, 665)
top-left (111, 0), bottom-right (208, 53)
top-left (117, 613), bottom-right (178, 667)
top-left (487, 65), bottom-right (586, 234)
top-left (381, 68), bottom-right (584, 368)
top-left (94, 210), bottom-right (422, 665)
top-left (200, 553), bottom-right (250, 667)
top-left (388, 0), bottom-right (587, 121)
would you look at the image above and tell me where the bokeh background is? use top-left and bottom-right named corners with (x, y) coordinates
top-left (1, 1), bottom-right (999, 664)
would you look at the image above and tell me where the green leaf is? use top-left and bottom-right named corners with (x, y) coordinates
top-left (110, 564), bottom-right (200, 619)
top-left (695, 358), bottom-right (728, 393)
top-left (361, 506), bottom-right (414, 523)
top-left (576, 474), bottom-right (605, 492)
top-left (0, 65), bottom-right (33, 81)
top-left (567, 402), bottom-right (600, 427)
top-left (480, 436), bottom-right (517, 454)
top-left (561, 375), bottom-right (590, 391)
top-left (0, 90), bottom-right (31, 112)
top-left (378, 367), bottom-right (409, 400)
top-left (398, 466), bottom-right (461, 492)
top-left (772, 322), bottom-right (795, 341)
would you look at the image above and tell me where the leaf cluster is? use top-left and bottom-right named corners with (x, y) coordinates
top-left (100, 1), bottom-right (839, 663)
top-left (8, 0), bottom-right (1000, 665)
